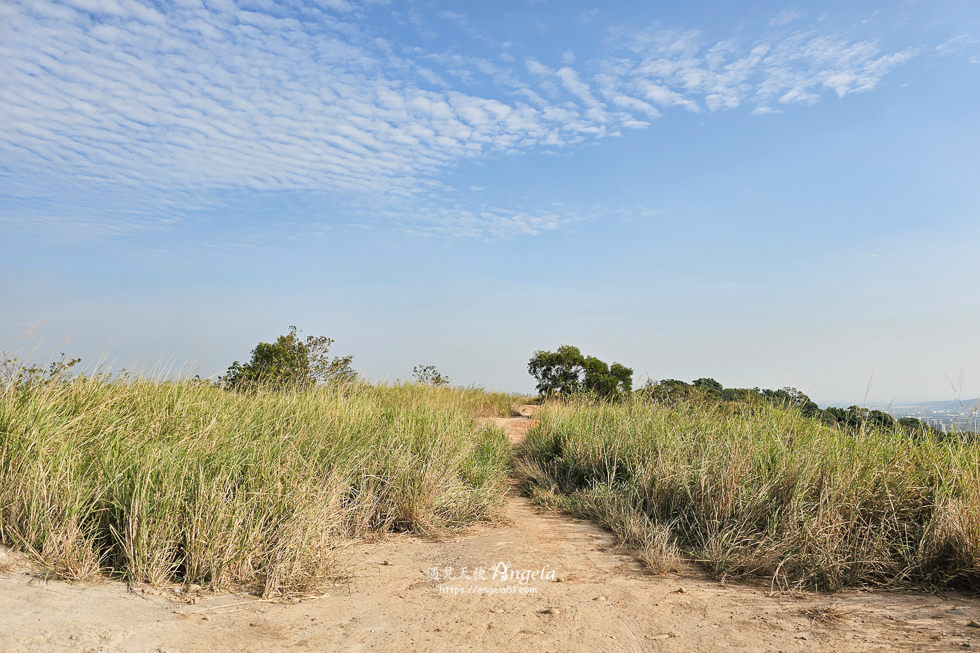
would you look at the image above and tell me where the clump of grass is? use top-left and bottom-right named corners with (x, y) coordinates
top-left (799, 606), bottom-right (848, 624)
top-left (516, 398), bottom-right (980, 591)
top-left (379, 382), bottom-right (532, 418)
top-left (0, 374), bottom-right (514, 596)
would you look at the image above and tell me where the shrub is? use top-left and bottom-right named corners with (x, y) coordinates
top-left (221, 326), bottom-right (355, 391)
top-left (413, 364), bottom-right (450, 387)
top-left (1, 352), bottom-right (80, 389)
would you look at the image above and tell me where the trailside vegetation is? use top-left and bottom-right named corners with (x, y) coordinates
top-left (516, 396), bottom-right (980, 592)
top-left (0, 357), bottom-right (522, 596)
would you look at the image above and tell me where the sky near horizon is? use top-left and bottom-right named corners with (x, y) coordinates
top-left (2, 0), bottom-right (979, 405)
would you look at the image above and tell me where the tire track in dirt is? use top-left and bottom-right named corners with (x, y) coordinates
top-left (2, 408), bottom-right (979, 651)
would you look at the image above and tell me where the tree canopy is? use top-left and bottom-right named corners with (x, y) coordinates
top-left (221, 326), bottom-right (356, 391)
top-left (639, 377), bottom-right (946, 439)
top-left (528, 345), bottom-right (632, 400)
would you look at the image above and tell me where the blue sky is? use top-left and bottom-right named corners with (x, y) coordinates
top-left (2, 0), bottom-right (979, 405)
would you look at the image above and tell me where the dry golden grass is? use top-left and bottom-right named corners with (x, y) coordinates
top-left (0, 375), bottom-right (520, 596)
top-left (516, 397), bottom-right (980, 591)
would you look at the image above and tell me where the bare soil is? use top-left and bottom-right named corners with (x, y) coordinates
top-left (2, 410), bottom-right (979, 652)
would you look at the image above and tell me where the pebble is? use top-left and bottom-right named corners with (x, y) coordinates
top-left (948, 609), bottom-right (967, 616)
top-left (541, 608), bottom-right (561, 615)
top-left (491, 608), bottom-right (505, 614)
top-left (968, 620), bottom-right (980, 628)
top-left (647, 634), bottom-right (670, 640)
top-left (674, 587), bottom-right (687, 594)
top-left (594, 596), bottom-right (607, 602)
top-left (202, 616), bottom-right (211, 622)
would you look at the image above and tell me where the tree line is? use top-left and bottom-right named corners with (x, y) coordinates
top-left (527, 344), bottom-right (950, 440)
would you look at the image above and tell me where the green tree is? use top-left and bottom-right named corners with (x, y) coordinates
top-left (413, 364), bottom-right (450, 387)
top-left (639, 378), bottom-right (693, 404)
top-left (221, 326), bottom-right (355, 391)
top-left (692, 377), bottom-right (723, 400)
top-left (898, 416), bottom-right (928, 432)
top-left (868, 409), bottom-right (896, 430)
top-left (692, 377), bottom-right (723, 391)
top-left (761, 387), bottom-right (820, 417)
top-left (527, 345), bottom-right (632, 400)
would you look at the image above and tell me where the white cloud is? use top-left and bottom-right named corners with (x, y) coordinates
top-left (597, 26), bottom-right (914, 115)
top-left (391, 204), bottom-right (576, 240)
top-left (768, 8), bottom-right (806, 28)
top-left (0, 2), bottom-right (919, 240)
top-left (1, 0), bottom-right (610, 238)
top-left (935, 34), bottom-right (977, 54)
top-left (524, 57), bottom-right (552, 77)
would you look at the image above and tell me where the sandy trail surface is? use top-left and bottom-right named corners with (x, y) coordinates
top-left (2, 410), bottom-right (979, 652)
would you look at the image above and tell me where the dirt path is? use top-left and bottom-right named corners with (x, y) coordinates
top-left (2, 411), bottom-right (979, 652)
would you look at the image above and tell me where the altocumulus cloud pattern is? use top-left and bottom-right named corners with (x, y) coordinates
top-left (0, 0), bottom-right (915, 239)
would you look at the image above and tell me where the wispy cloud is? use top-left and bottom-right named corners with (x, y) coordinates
top-left (609, 27), bottom-right (915, 112)
top-left (0, 1), bottom-right (918, 239)
top-left (769, 8), bottom-right (806, 28)
top-left (1, 1), bottom-right (563, 195)
top-left (935, 33), bottom-right (979, 61)
top-left (384, 201), bottom-right (584, 240)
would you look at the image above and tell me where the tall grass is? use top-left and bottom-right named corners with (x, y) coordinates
top-left (516, 398), bottom-right (980, 591)
top-left (0, 376), bottom-right (517, 596)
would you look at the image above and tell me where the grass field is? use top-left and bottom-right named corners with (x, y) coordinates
top-left (516, 398), bottom-right (980, 592)
top-left (0, 375), bottom-right (525, 596)
top-left (6, 363), bottom-right (978, 597)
